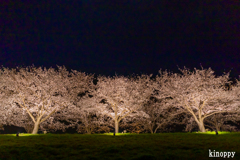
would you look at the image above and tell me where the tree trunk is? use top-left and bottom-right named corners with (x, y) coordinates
top-left (148, 124), bottom-right (154, 134)
top-left (216, 125), bottom-right (220, 132)
top-left (32, 119), bottom-right (41, 134)
top-left (154, 124), bottom-right (161, 134)
top-left (86, 127), bottom-right (91, 134)
top-left (198, 120), bottom-right (206, 132)
top-left (150, 129), bottom-right (154, 134)
top-left (115, 120), bottom-right (119, 133)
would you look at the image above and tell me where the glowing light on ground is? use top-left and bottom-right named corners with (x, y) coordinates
top-left (193, 131), bottom-right (232, 135)
top-left (102, 133), bottom-right (133, 136)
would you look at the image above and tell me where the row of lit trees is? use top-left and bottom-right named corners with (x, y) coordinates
top-left (0, 66), bottom-right (239, 134)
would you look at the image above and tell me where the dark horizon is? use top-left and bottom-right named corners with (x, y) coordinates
top-left (1, 1), bottom-right (239, 78)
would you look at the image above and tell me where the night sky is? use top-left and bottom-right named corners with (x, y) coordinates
top-left (1, 1), bottom-right (240, 78)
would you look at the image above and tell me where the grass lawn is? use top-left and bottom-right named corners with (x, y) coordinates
top-left (0, 132), bottom-right (239, 160)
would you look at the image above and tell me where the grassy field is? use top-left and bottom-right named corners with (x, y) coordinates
top-left (0, 132), bottom-right (239, 160)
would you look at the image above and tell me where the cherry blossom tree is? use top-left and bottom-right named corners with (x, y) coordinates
top-left (0, 104), bottom-right (16, 131)
top-left (0, 104), bottom-right (7, 130)
top-left (0, 72), bottom-right (9, 130)
top-left (20, 113), bottom-right (34, 133)
top-left (155, 67), bottom-right (239, 132)
top-left (95, 74), bottom-right (154, 133)
top-left (0, 65), bottom-right (91, 134)
top-left (139, 98), bottom-right (189, 134)
top-left (134, 97), bottom-right (170, 134)
top-left (0, 74), bottom-right (23, 131)
top-left (185, 117), bottom-right (198, 132)
top-left (136, 71), bottom-right (190, 134)
top-left (127, 122), bottom-right (146, 134)
top-left (75, 112), bottom-right (112, 134)
top-left (57, 95), bottom-right (110, 134)
top-left (204, 113), bottom-right (239, 132)
top-left (49, 70), bottom-right (112, 134)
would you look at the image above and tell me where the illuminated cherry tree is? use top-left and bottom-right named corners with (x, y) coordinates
top-left (155, 67), bottom-right (239, 132)
top-left (134, 71), bottom-right (189, 134)
top-left (95, 75), bottom-right (154, 133)
top-left (0, 75), bottom-right (22, 130)
top-left (49, 70), bottom-right (112, 134)
top-left (204, 113), bottom-right (239, 132)
top-left (0, 104), bottom-right (17, 131)
top-left (0, 104), bottom-right (7, 130)
top-left (0, 66), bottom-right (91, 134)
top-left (138, 97), bottom-right (188, 134)
top-left (57, 95), bottom-right (111, 134)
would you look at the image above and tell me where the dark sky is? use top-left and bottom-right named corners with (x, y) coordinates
top-left (1, 1), bottom-right (240, 78)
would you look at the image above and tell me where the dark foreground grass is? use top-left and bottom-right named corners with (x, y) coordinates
top-left (0, 132), bottom-right (239, 160)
